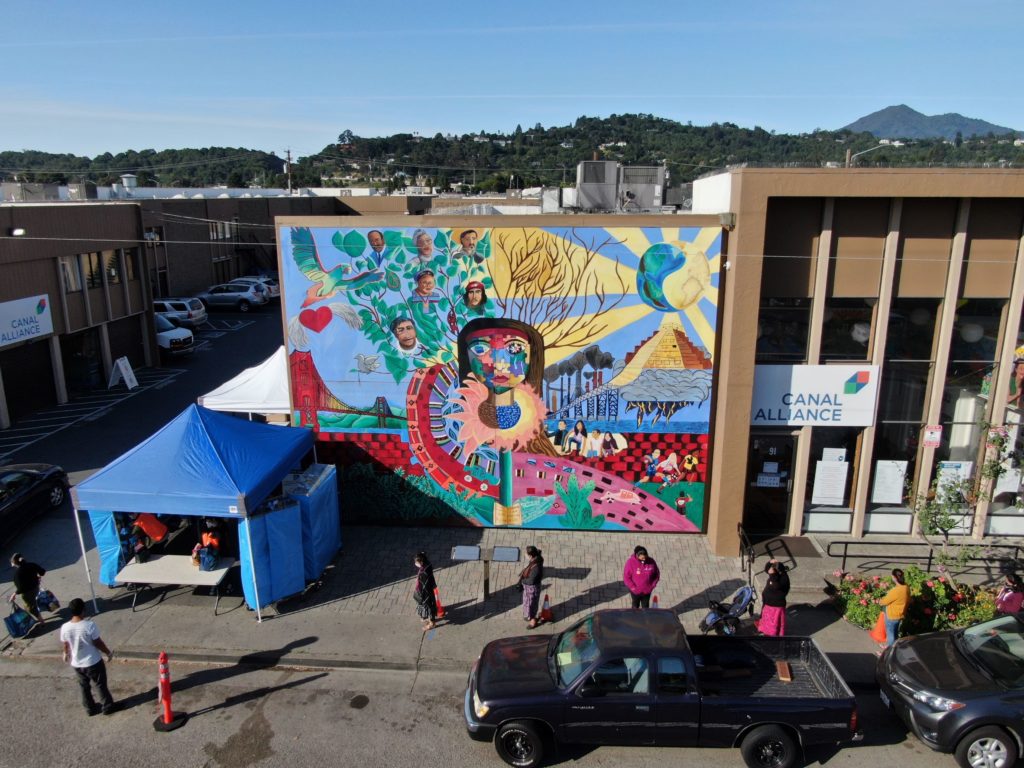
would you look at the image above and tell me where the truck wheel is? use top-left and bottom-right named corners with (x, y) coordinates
top-left (955, 726), bottom-right (1018, 768)
top-left (494, 720), bottom-right (545, 768)
top-left (740, 724), bottom-right (799, 768)
top-left (237, 300), bottom-right (251, 313)
top-left (47, 482), bottom-right (66, 508)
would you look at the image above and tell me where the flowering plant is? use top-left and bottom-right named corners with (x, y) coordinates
top-left (828, 565), bottom-right (997, 633)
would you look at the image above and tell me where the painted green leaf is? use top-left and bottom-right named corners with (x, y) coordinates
top-left (386, 271), bottom-right (401, 291)
top-left (383, 230), bottom-right (404, 247)
top-left (384, 352), bottom-right (408, 383)
top-left (331, 231), bottom-right (346, 253)
top-left (342, 230), bottom-right (366, 258)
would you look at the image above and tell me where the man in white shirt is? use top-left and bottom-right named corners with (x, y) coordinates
top-left (60, 598), bottom-right (115, 716)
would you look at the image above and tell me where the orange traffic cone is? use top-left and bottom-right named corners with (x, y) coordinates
top-left (433, 587), bottom-right (446, 620)
top-left (652, 595), bottom-right (659, 608)
top-left (540, 594), bottom-right (554, 623)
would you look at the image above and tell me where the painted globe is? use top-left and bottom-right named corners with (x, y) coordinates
top-left (636, 242), bottom-right (710, 311)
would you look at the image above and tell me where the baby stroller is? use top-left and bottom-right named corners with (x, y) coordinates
top-left (698, 584), bottom-right (756, 636)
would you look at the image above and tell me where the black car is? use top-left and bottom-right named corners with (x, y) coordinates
top-left (466, 609), bottom-right (860, 768)
top-left (877, 613), bottom-right (1024, 768)
top-left (0, 463), bottom-right (68, 543)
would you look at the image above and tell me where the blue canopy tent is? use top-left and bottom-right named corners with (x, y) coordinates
top-left (71, 405), bottom-right (318, 621)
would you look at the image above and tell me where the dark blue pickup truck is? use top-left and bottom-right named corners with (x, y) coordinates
top-left (465, 609), bottom-right (860, 768)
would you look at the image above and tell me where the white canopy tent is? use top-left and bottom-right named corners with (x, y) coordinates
top-left (198, 346), bottom-right (291, 417)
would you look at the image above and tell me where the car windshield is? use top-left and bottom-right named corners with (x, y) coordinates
top-left (154, 314), bottom-right (174, 331)
top-left (956, 615), bottom-right (1024, 687)
top-left (553, 616), bottom-right (601, 686)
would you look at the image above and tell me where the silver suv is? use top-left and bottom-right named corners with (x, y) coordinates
top-left (153, 297), bottom-right (208, 329)
top-left (230, 276), bottom-right (280, 299)
top-left (196, 283), bottom-right (269, 313)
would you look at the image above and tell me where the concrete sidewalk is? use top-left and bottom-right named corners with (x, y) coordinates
top-left (2, 524), bottom-right (880, 690)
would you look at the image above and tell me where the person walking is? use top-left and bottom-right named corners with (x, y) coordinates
top-left (878, 568), bottom-right (910, 649)
top-left (518, 546), bottom-right (544, 628)
top-left (60, 598), bottom-right (115, 716)
top-left (10, 553), bottom-right (46, 625)
top-left (623, 546), bottom-right (660, 609)
top-left (412, 552), bottom-right (438, 631)
top-left (995, 572), bottom-right (1024, 615)
top-left (757, 559), bottom-right (790, 636)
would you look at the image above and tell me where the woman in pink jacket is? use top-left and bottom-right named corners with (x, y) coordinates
top-left (623, 546), bottom-right (660, 609)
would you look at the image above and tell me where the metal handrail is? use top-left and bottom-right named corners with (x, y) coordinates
top-left (737, 523), bottom-right (756, 586)
top-left (825, 540), bottom-right (1024, 574)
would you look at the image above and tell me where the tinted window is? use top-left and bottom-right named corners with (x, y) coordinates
top-left (154, 315), bottom-right (175, 332)
top-left (657, 657), bottom-right (689, 694)
top-left (187, 300), bottom-right (203, 310)
top-left (170, 302), bottom-right (187, 312)
top-left (589, 657), bottom-right (649, 695)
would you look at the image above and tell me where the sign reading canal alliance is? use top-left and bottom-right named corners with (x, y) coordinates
top-left (0, 294), bottom-right (54, 350)
top-left (751, 364), bottom-right (880, 427)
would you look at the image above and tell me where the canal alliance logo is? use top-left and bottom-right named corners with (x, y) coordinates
top-left (36, 298), bottom-right (46, 314)
top-left (844, 371), bottom-right (870, 395)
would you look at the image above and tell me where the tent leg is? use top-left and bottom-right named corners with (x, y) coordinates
top-left (73, 507), bottom-right (100, 614)
top-left (244, 517), bottom-right (262, 623)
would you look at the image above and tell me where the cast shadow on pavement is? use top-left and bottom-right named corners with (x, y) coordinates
top-left (186, 672), bottom-right (328, 720)
top-left (669, 577), bottom-right (749, 616)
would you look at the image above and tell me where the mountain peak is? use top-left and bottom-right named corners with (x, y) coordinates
top-left (844, 105), bottom-right (1019, 140)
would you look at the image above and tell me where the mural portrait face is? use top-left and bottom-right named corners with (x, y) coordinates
top-left (368, 230), bottom-right (386, 252)
top-left (415, 270), bottom-right (436, 296)
top-left (465, 327), bottom-right (530, 395)
top-left (465, 281), bottom-right (486, 308)
top-left (415, 232), bottom-right (433, 260)
top-left (391, 317), bottom-right (418, 350)
top-left (460, 229), bottom-right (478, 253)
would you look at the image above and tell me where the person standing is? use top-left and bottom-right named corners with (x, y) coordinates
top-left (623, 546), bottom-right (660, 609)
top-left (60, 598), bottom-right (115, 716)
top-left (518, 546), bottom-right (544, 628)
top-left (413, 552), bottom-right (438, 631)
top-left (878, 568), bottom-right (910, 649)
top-left (757, 559), bottom-right (790, 636)
top-left (995, 572), bottom-right (1024, 615)
top-left (10, 553), bottom-right (45, 625)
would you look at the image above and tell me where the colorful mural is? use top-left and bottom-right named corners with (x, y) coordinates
top-left (279, 223), bottom-right (722, 532)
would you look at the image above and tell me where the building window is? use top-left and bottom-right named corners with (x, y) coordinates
top-left (103, 249), bottom-right (120, 285)
top-left (820, 298), bottom-right (873, 361)
top-left (84, 252), bottom-right (102, 288)
top-left (124, 247), bottom-right (138, 282)
top-left (59, 255), bottom-right (82, 293)
top-left (805, 426), bottom-right (862, 510)
top-left (756, 298), bottom-right (810, 363)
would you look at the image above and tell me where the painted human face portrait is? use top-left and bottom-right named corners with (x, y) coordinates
top-left (460, 230), bottom-right (478, 253)
top-left (466, 286), bottom-right (484, 307)
top-left (368, 230), bottom-right (385, 252)
top-left (392, 319), bottom-right (418, 350)
top-left (465, 327), bottom-right (531, 394)
top-left (415, 273), bottom-right (436, 295)
top-left (416, 233), bottom-right (433, 258)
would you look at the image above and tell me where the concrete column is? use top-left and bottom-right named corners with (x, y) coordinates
top-left (49, 334), bottom-right (68, 404)
top-left (0, 365), bottom-right (9, 430)
top-left (99, 323), bottom-right (112, 382)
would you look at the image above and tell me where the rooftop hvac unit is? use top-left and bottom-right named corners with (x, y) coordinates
top-left (618, 166), bottom-right (666, 212)
top-left (576, 160), bottom-right (619, 211)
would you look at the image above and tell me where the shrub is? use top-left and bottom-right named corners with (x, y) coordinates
top-left (828, 565), bottom-right (997, 634)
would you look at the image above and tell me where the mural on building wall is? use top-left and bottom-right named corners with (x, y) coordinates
top-left (279, 224), bottom-right (722, 532)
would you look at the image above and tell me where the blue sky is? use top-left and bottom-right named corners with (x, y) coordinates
top-left (2, 0), bottom-right (1020, 158)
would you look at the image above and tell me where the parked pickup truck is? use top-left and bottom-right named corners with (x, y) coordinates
top-left (464, 609), bottom-right (861, 768)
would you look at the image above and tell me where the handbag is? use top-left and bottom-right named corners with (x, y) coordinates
top-left (36, 588), bottom-right (60, 613)
top-left (198, 547), bottom-right (219, 572)
top-left (869, 610), bottom-right (888, 644)
top-left (5, 601), bottom-right (34, 638)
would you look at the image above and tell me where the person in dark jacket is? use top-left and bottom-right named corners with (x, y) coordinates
top-left (519, 546), bottom-right (544, 628)
top-left (413, 552), bottom-right (438, 631)
top-left (10, 553), bottom-right (45, 624)
top-left (757, 559), bottom-right (790, 636)
top-left (623, 546), bottom-right (660, 609)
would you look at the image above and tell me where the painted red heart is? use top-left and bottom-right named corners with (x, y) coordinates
top-left (299, 307), bottom-right (333, 333)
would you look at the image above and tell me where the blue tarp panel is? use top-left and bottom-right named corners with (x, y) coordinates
top-left (88, 510), bottom-right (123, 587)
top-left (294, 465), bottom-right (341, 581)
top-left (72, 405), bottom-right (313, 518)
top-left (238, 504), bottom-right (305, 609)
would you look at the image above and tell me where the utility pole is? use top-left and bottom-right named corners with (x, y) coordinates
top-left (285, 149), bottom-right (293, 194)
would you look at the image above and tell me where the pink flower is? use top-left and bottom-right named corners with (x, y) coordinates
top-left (924, 608), bottom-right (933, 615)
top-left (938, 577), bottom-right (946, 583)
top-left (926, 581), bottom-right (935, 588)
top-left (859, 599), bottom-right (868, 606)
top-left (833, 569), bottom-right (845, 578)
top-left (844, 574), bottom-right (854, 582)
top-left (859, 581), bottom-right (867, 589)
top-left (872, 575), bottom-right (880, 581)
top-left (953, 594), bottom-right (963, 602)
top-left (948, 614), bottom-right (957, 620)
top-left (852, 588), bottom-right (862, 595)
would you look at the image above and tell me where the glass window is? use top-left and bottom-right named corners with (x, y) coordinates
top-left (657, 657), bottom-right (689, 695)
top-left (805, 427), bottom-right (862, 508)
top-left (886, 298), bottom-right (940, 361)
top-left (85, 252), bottom-right (102, 288)
top-left (877, 362), bottom-right (932, 422)
top-left (588, 658), bottom-right (649, 695)
top-left (60, 255), bottom-right (82, 292)
top-left (821, 298), bottom-right (873, 361)
top-left (756, 298), bottom-right (810, 363)
top-left (104, 249), bottom-right (120, 285)
top-left (124, 248), bottom-right (138, 282)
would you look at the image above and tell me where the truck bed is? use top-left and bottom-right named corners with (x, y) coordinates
top-left (687, 635), bottom-right (851, 699)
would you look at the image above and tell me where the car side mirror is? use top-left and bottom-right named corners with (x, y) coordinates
top-left (578, 682), bottom-right (604, 698)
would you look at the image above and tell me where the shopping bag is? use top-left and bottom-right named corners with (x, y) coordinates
top-left (869, 610), bottom-right (887, 644)
top-left (36, 588), bottom-right (60, 614)
top-left (4, 602), bottom-right (34, 638)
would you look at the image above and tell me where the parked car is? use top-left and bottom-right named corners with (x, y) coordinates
top-left (153, 297), bottom-right (208, 329)
top-left (465, 608), bottom-right (860, 768)
top-left (196, 283), bottom-right (268, 312)
top-left (0, 463), bottom-right (69, 544)
top-left (229, 275), bottom-right (280, 299)
top-left (877, 612), bottom-right (1024, 768)
top-left (155, 313), bottom-right (194, 356)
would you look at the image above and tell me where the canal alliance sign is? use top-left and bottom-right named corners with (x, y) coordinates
top-left (751, 365), bottom-right (880, 427)
top-left (0, 295), bottom-right (54, 350)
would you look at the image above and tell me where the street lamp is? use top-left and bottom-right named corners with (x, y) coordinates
top-left (845, 143), bottom-right (892, 168)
